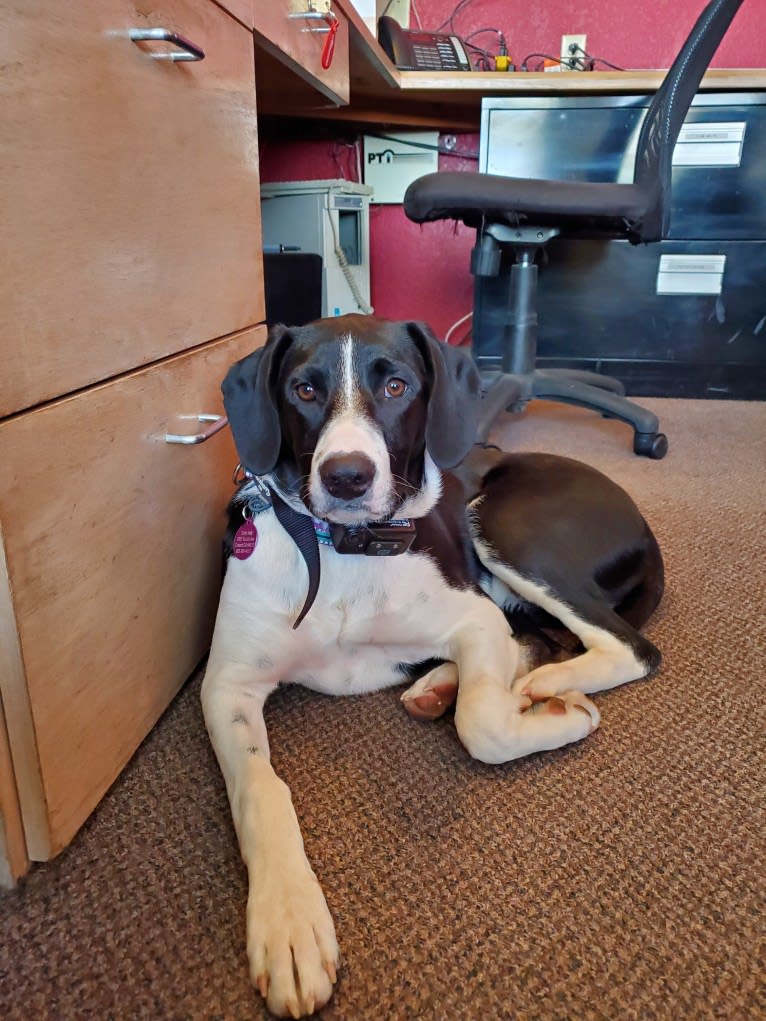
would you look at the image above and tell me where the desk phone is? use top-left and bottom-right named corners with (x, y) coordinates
top-left (378, 16), bottom-right (472, 72)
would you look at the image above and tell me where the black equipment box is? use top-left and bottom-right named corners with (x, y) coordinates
top-left (478, 93), bottom-right (766, 398)
top-left (263, 251), bottom-right (322, 327)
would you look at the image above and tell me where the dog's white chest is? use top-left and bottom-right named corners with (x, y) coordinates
top-left (317, 549), bottom-right (433, 639)
top-left (215, 513), bottom-right (479, 697)
top-left (293, 547), bottom-right (455, 694)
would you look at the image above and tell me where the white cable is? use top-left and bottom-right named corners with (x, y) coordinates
top-left (326, 206), bottom-right (374, 315)
top-left (444, 310), bottom-right (472, 345)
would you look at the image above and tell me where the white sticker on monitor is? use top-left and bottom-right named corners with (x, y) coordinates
top-left (656, 254), bottom-right (726, 295)
top-left (672, 122), bottom-right (746, 166)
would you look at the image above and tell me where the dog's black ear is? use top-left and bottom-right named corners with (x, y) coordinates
top-left (222, 324), bottom-right (293, 476)
top-left (406, 321), bottom-right (481, 469)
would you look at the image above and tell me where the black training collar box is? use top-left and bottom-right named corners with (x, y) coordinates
top-left (329, 519), bottom-right (416, 556)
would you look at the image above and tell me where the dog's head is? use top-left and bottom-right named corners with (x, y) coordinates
top-left (222, 315), bottom-right (480, 524)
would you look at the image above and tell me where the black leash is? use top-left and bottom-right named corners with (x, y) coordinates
top-left (269, 487), bottom-right (321, 629)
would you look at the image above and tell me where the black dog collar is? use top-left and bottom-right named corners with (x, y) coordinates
top-left (233, 469), bottom-right (415, 629)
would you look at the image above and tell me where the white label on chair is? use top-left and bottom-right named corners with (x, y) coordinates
top-left (672, 122), bottom-right (746, 167)
top-left (656, 254), bottom-right (726, 295)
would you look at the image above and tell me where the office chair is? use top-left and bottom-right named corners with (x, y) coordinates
top-left (404, 0), bottom-right (746, 457)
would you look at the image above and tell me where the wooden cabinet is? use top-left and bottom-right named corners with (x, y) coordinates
top-left (1, 0), bottom-right (263, 418)
top-left (0, 0), bottom-right (266, 869)
top-left (253, 0), bottom-right (350, 113)
top-left (0, 695), bottom-right (28, 888)
top-left (0, 329), bottom-right (265, 858)
top-left (216, 0), bottom-right (253, 28)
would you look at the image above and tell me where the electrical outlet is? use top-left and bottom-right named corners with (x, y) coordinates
top-left (377, 0), bottom-right (410, 29)
top-left (560, 33), bottom-right (587, 70)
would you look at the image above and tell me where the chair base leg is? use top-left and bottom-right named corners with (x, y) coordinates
top-left (478, 369), bottom-right (668, 459)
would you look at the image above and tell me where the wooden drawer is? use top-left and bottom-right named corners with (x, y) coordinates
top-left (0, 326), bottom-right (266, 859)
top-left (0, 693), bottom-right (28, 887)
top-left (254, 0), bottom-right (350, 108)
top-left (0, 0), bottom-right (263, 418)
top-left (216, 0), bottom-right (253, 28)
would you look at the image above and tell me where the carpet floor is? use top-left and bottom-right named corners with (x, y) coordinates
top-left (1, 397), bottom-right (764, 1021)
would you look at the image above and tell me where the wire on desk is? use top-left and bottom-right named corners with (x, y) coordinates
top-left (433, 0), bottom-right (475, 35)
top-left (572, 45), bottom-right (625, 71)
top-left (520, 47), bottom-right (625, 73)
top-left (519, 52), bottom-right (568, 71)
top-left (463, 27), bottom-right (510, 71)
top-left (464, 26), bottom-right (504, 42)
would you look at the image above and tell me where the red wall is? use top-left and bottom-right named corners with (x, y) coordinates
top-left (260, 0), bottom-right (763, 339)
top-left (410, 0), bottom-right (761, 73)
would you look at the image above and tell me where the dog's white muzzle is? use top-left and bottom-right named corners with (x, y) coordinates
top-left (309, 413), bottom-right (394, 523)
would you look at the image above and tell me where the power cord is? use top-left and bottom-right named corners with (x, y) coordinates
top-left (421, 0), bottom-right (514, 71)
top-left (519, 52), bottom-right (569, 71)
top-left (520, 46), bottom-right (625, 72)
top-left (444, 311), bottom-right (473, 346)
top-left (433, 0), bottom-right (475, 35)
top-left (570, 44), bottom-right (625, 71)
top-left (464, 28), bottom-right (511, 71)
top-left (326, 208), bottom-right (374, 315)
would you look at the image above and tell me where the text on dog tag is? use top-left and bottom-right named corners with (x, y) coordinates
top-left (233, 519), bottom-right (258, 560)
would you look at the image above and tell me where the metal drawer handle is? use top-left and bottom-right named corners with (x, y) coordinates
top-left (165, 414), bottom-right (228, 445)
top-left (129, 28), bottom-right (205, 62)
top-left (287, 5), bottom-right (339, 67)
top-left (288, 8), bottom-right (338, 32)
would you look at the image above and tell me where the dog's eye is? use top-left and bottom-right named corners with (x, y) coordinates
top-left (295, 383), bottom-right (316, 402)
top-left (384, 378), bottom-right (407, 399)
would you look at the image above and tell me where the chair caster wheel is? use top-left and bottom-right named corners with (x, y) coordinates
top-left (634, 432), bottom-right (668, 459)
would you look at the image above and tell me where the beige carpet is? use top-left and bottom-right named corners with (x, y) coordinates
top-left (1, 398), bottom-right (764, 1021)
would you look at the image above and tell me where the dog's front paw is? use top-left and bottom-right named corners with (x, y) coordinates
top-left (512, 662), bottom-right (580, 702)
top-left (523, 689), bottom-right (601, 730)
top-left (400, 661), bottom-right (459, 720)
top-left (247, 861), bottom-right (339, 1018)
top-left (455, 683), bottom-right (599, 763)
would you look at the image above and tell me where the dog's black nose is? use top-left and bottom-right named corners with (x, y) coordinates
top-left (320, 452), bottom-right (376, 500)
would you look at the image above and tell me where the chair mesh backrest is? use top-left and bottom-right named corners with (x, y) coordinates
top-left (633, 0), bottom-right (746, 241)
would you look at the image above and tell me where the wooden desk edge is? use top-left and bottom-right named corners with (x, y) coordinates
top-left (395, 67), bottom-right (766, 94)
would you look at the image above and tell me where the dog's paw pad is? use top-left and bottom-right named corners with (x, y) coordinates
top-left (546, 696), bottom-right (567, 715)
top-left (520, 690), bottom-right (599, 731)
top-left (514, 676), bottom-right (563, 703)
top-left (559, 690), bottom-right (600, 730)
top-left (401, 665), bottom-right (459, 721)
top-left (402, 682), bottom-right (458, 720)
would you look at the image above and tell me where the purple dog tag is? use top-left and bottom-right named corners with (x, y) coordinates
top-left (232, 518), bottom-right (258, 560)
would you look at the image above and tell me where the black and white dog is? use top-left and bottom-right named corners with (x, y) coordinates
top-left (202, 314), bottom-right (663, 1018)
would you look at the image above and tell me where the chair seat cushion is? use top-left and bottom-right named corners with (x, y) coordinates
top-left (404, 171), bottom-right (655, 238)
